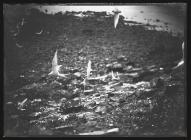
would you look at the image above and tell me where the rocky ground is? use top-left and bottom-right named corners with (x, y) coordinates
top-left (4, 9), bottom-right (186, 136)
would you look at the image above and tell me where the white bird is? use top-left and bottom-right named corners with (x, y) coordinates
top-left (114, 12), bottom-right (120, 29)
top-left (182, 41), bottom-right (184, 60)
top-left (18, 98), bottom-right (28, 110)
top-left (35, 29), bottom-right (43, 35)
top-left (113, 9), bottom-right (121, 29)
top-left (173, 59), bottom-right (184, 69)
top-left (16, 43), bottom-right (23, 48)
top-left (21, 18), bottom-right (25, 26)
top-left (172, 41), bottom-right (184, 69)
top-left (87, 60), bottom-right (93, 79)
top-left (48, 50), bottom-right (68, 77)
top-left (111, 71), bottom-right (120, 80)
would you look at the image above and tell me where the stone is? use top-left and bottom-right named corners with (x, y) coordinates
top-left (117, 55), bottom-right (127, 62)
top-left (73, 72), bottom-right (82, 78)
top-left (113, 63), bottom-right (123, 69)
top-left (84, 89), bottom-right (94, 95)
top-left (60, 97), bottom-right (67, 102)
top-left (83, 100), bottom-right (96, 109)
top-left (106, 62), bottom-right (124, 73)
top-left (50, 80), bottom-right (62, 87)
top-left (155, 78), bottom-right (165, 88)
top-left (123, 65), bottom-right (133, 71)
top-left (85, 121), bottom-right (97, 126)
top-left (106, 63), bottom-right (112, 68)
top-left (71, 79), bottom-right (78, 85)
top-left (59, 90), bottom-right (71, 99)
top-left (150, 78), bottom-right (164, 88)
top-left (83, 112), bottom-right (97, 121)
top-left (110, 96), bottom-right (120, 102)
top-left (95, 106), bottom-right (107, 114)
top-left (71, 97), bottom-right (81, 107)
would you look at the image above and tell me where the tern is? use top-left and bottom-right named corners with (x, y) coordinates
top-left (87, 60), bottom-right (93, 79)
top-left (113, 9), bottom-right (121, 29)
top-left (111, 71), bottom-right (120, 80)
top-left (172, 41), bottom-right (184, 69)
top-left (114, 13), bottom-right (120, 29)
top-left (48, 50), bottom-right (68, 77)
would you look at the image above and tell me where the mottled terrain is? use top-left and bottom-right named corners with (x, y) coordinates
top-left (4, 8), bottom-right (185, 136)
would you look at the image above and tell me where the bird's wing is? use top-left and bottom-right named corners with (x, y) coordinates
top-left (182, 41), bottom-right (184, 59)
top-left (114, 13), bottom-right (119, 28)
top-left (87, 60), bottom-right (92, 78)
top-left (52, 50), bottom-right (58, 67)
top-left (172, 60), bottom-right (184, 69)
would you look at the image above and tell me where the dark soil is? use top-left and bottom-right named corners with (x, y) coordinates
top-left (4, 8), bottom-right (186, 136)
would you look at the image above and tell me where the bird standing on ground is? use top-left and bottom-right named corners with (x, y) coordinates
top-left (87, 60), bottom-right (93, 79)
top-left (48, 50), bottom-right (68, 77)
top-left (113, 9), bottom-right (121, 29)
top-left (172, 41), bottom-right (184, 69)
top-left (21, 18), bottom-right (26, 26)
top-left (182, 41), bottom-right (184, 61)
top-left (111, 71), bottom-right (120, 80)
